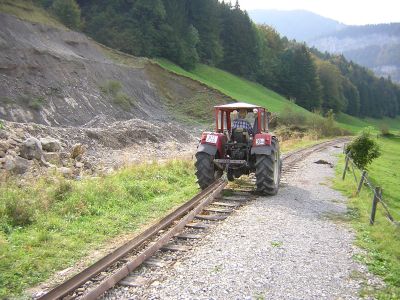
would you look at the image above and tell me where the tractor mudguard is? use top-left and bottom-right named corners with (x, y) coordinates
top-left (251, 145), bottom-right (272, 155)
top-left (197, 143), bottom-right (218, 156)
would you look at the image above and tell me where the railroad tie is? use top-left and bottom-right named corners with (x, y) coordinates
top-left (195, 214), bottom-right (228, 221)
top-left (175, 233), bottom-right (202, 240)
top-left (161, 243), bottom-right (189, 252)
top-left (212, 201), bottom-right (240, 208)
top-left (185, 222), bottom-right (210, 229)
top-left (203, 207), bottom-right (234, 214)
top-left (120, 276), bottom-right (152, 287)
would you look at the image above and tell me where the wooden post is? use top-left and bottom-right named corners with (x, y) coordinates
top-left (370, 187), bottom-right (381, 225)
top-left (356, 170), bottom-right (367, 195)
top-left (342, 155), bottom-right (349, 180)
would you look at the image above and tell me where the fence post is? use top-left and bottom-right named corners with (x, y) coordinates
top-left (370, 187), bottom-right (381, 225)
top-left (356, 170), bottom-right (367, 195)
top-left (342, 155), bottom-right (349, 180)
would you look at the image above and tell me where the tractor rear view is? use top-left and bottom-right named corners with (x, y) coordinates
top-left (195, 102), bottom-right (281, 195)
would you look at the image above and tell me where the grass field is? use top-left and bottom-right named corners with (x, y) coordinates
top-left (334, 136), bottom-right (400, 298)
top-left (0, 161), bottom-right (198, 298)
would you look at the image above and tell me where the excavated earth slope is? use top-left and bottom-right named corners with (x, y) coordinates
top-left (0, 12), bottom-right (232, 177)
top-left (0, 12), bottom-right (229, 126)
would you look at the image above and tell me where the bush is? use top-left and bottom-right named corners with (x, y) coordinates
top-left (100, 80), bottom-right (122, 96)
top-left (308, 110), bottom-right (348, 138)
top-left (4, 197), bottom-right (35, 227)
top-left (277, 106), bottom-right (307, 127)
top-left (28, 97), bottom-right (45, 111)
top-left (100, 80), bottom-right (134, 109)
top-left (346, 127), bottom-right (381, 170)
top-left (51, 0), bottom-right (81, 29)
top-left (379, 124), bottom-right (393, 137)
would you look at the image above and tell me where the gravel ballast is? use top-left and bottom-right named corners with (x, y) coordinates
top-left (105, 144), bottom-right (381, 299)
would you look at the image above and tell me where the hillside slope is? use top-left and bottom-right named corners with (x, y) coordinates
top-left (0, 11), bottom-right (229, 126)
top-left (156, 59), bottom-right (400, 133)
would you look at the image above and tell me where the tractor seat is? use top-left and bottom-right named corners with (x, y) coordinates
top-left (232, 128), bottom-right (249, 143)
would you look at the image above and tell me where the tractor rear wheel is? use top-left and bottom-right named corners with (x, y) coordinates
top-left (255, 138), bottom-right (281, 195)
top-left (195, 152), bottom-right (221, 189)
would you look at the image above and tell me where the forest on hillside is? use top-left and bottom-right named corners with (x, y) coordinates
top-left (35, 0), bottom-right (400, 119)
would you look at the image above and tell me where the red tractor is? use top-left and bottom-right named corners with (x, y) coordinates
top-left (195, 102), bottom-right (281, 195)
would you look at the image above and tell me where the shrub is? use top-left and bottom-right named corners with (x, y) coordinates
top-left (51, 0), bottom-right (81, 30)
top-left (0, 120), bottom-right (4, 130)
top-left (100, 80), bottom-right (122, 97)
top-left (346, 127), bottom-right (381, 170)
top-left (28, 97), bottom-right (45, 111)
top-left (114, 93), bottom-right (134, 109)
top-left (277, 106), bottom-right (307, 127)
top-left (379, 124), bottom-right (393, 137)
top-left (308, 110), bottom-right (348, 137)
top-left (4, 197), bottom-right (35, 227)
top-left (100, 80), bottom-right (134, 109)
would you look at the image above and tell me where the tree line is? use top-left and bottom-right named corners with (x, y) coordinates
top-left (35, 0), bottom-right (400, 119)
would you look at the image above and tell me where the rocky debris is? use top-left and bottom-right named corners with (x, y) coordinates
top-left (40, 137), bottom-right (62, 152)
top-left (0, 129), bottom-right (8, 140)
top-left (20, 137), bottom-right (43, 160)
top-left (0, 118), bottom-right (198, 179)
top-left (75, 162), bottom-right (84, 169)
top-left (43, 152), bottom-right (61, 164)
top-left (58, 167), bottom-right (73, 178)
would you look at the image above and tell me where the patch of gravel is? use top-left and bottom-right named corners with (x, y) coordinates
top-left (104, 144), bottom-right (382, 299)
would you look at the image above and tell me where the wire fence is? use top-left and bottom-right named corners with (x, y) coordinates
top-left (342, 148), bottom-right (400, 227)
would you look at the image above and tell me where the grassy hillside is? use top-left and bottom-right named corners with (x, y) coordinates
top-left (156, 59), bottom-right (312, 116)
top-left (334, 136), bottom-right (400, 298)
top-left (156, 59), bottom-right (400, 134)
top-left (0, 0), bottom-right (65, 28)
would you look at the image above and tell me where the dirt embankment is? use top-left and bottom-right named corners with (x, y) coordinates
top-left (0, 12), bottom-right (229, 126)
top-left (0, 12), bottom-right (233, 177)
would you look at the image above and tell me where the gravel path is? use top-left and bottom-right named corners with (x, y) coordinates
top-left (105, 144), bottom-right (381, 299)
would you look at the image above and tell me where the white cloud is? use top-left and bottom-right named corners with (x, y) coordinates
top-left (237, 0), bottom-right (400, 25)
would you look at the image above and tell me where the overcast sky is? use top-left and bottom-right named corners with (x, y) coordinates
top-left (238, 0), bottom-right (400, 25)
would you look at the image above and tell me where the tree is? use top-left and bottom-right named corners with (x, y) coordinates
top-left (317, 60), bottom-right (346, 113)
top-left (51, 0), bottom-right (81, 29)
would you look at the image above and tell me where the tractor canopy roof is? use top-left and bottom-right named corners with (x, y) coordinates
top-left (214, 102), bottom-right (265, 111)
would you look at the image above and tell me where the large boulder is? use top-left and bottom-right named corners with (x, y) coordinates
top-left (40, 137), bottom-right (62, 152)
top-left (20, 137), bottom-right (43, 160)
top-left (0, 129), bottom-right (8, 140)
top-left (43, 152), bottom-right (61, 164)
top-left (58, 167), bottom-right (73, 178)
top-left (3, 155), bottom-right (32, 174)
top-left (0, 141), bottom-right (9, 158)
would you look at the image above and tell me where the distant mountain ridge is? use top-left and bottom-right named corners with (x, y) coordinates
top-left (248, 9), bottom-right (400, 82)
top-left (248, 9), bottom-right (345, 42)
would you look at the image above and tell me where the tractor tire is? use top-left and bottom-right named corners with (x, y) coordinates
top-left (255, 138), bottom-right (281, 195)
top-left (227, 168), bottom-right (234, 181)
top-left (195, 152), bottom-right (221, 190)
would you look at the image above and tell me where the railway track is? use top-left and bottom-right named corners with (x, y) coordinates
top-left (37, 138), bottom-right (348, 300)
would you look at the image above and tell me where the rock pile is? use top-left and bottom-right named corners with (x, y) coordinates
top-left (0, 125), bottom-right (90, 179)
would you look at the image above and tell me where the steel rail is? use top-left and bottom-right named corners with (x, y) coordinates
top-left (83, 179), bottom-right (226, 299)
top-left (38, 179), bottom-right (225, 300)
